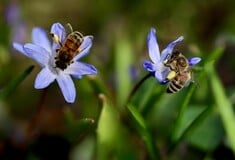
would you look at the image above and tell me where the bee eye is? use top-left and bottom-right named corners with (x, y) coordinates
top-left (178, 58), bottom-right (187, 67)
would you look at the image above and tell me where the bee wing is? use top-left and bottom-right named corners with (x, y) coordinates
top-left (74, 36), bottom-right (93, 61)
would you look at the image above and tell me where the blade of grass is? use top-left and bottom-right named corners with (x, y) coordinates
top-left (0, 65), bottom-right (34, 100)
top-left (207, 61), bottom-right (235, 153)
top-left (115, 36), bottom-right (133, 107)
top-left (127, 104), bottom-right (159, 160)
top-left (171, 84), bottom-right (196, 142)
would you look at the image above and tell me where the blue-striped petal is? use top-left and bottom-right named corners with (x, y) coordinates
top-left (147, 28), bottom-right (160, 63)
top-left (160, 36), bottom-right (184, 61)
top-left (32, 27), bottom-right (51, 53)
top-left (65, 61), bottom-right (97, 79)
top-left (12, 42), bottom-right (28, 56)
top-left (23, 43), bottom-right (50, 67)
top-left (56, 75), bottom-right (76, 103)
top-left (34, 67), bottom-right (56, 89)
top-left (188, 57), bottom-right (201, 66)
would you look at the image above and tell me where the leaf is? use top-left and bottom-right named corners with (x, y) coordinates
top-left (114, 36), bottom-right (133, 107)
top-left (171, 83), bottom-right (197, 142)
top-left (169, 47), bottom-right (224, 148)
top-left (97, 94), bottom-right (124, 160)
top-left (206, 61), bottom-right (235, 153)
top-left (186, 109), bottom-right (224, 151)
top-left (0, 65), bottom-right (34, 100)
top-left (127, 104), bottom-right (159, 160)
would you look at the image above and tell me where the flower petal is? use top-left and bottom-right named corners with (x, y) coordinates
top-left (188, 57), bottom-right (201, 66)
top-left (160, 36), bottom-right (184, 61)
top-left (65, 61), bottom-right (97, 79)
top-left (147, 28), bottom-right (160, 63)
top-left (143, 60), bottom-right (156, 72)
top-left (50, 22), bottom-right (66, 51)
top-left (56, 75), bottom-right (76, 103)
top-left (12, 42), bottom-right (28, 56)
top-left (34, 67), bottom-right (56, 89)
top-left (50, 22), bottom-right (66, 42)
top-left (23, 43), bottom-right (50, 66)
top-left (155, 68), bottom-right (170, 85)
top-left (32, 27), bottom-right (51, 53)
top-left (74, 36), bottom-right (93, 61)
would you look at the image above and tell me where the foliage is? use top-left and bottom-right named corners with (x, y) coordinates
top-left (1, 0), bottom-right (235, 159)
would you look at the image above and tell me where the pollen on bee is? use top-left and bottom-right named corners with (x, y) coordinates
top-left (167, 71), bottom-right (177, 80)
top-left (51, 33), bottom-right (60, 44)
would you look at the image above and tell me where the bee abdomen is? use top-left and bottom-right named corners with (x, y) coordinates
top-left (64, 38), bottom-right (80, 52)
top-left (166, 79), bottom-right (182, 93)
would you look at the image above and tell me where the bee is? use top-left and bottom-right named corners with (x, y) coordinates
top-left (164, 50), bottom-right (193, 93)
top-left (51, 23), bottom-right (84, 70)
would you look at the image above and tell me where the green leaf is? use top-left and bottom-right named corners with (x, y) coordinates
top-left (97, 94), bottom-right (125, 160)
top-left (114, 36), bottom-right (133, 107)
top-left (207, 61), bottom-right (235, 153)
top-left (186, 109), bottom-right (224, 151)
top-left (0, 65), bottom-right (34, 100)
top-left (127, 104), bottom-right (159, 160)
top-left (170, 47), bottom-right (224, 149)
top-left (171, 83), bottom-right (197, 142)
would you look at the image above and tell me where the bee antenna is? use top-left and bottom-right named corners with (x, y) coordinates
top-left (66, 23), bottom-right (73, 33)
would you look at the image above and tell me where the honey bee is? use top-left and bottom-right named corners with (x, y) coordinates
top-left (164, 50), bottom-right (193, 93)
top-left (51, 24), bottom-right (84, 70)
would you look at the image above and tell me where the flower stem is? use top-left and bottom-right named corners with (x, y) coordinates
top-left (126, 73), bottom-right (152, 104)
top-left (27, 88), bottom-right (48, 134)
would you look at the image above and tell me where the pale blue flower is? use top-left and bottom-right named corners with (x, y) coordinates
top-left (13, 22), bottom-right (97, 103)
top-left (143, 28), bottom-right (201, 84)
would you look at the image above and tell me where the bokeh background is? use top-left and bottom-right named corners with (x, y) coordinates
top-left (1, 0), bottom-right (235, 159)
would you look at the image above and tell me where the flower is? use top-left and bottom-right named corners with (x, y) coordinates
top-left (143, 28), bottom-right (201, 84)
top-left (5, 1), bottom-right (27, 43)
top-left (13, 22), bottom-right (97, 103)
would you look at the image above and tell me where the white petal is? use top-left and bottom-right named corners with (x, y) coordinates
top-left (32, 27), bottom-right (52, 53)
top-left (74, 36), bottom-right (93, 61)
top-left (56, 75), bottom-right (76, 103)
top-left (23, 43), bottom-right (50, 66)
top-left (147, 28), bottom-right (161, 63)
top-left (34, 68), bottom-right (56, 89)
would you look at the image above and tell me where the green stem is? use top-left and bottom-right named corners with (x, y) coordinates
top-left (27, 88), bottom-right (48, 134)
top-left (171, 84), bottom-right (196, 142)
top-left (126, 73), bottom-right (152, 104)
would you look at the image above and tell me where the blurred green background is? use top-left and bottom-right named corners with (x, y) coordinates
top-left (1, 0), bottom-right (235, 159)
